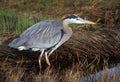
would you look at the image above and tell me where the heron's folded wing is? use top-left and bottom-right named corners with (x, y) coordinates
top-left (8, 20), bottom-right (63, 49)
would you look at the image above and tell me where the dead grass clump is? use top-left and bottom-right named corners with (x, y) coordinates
top-left (1, 28), bottom-right (120, 70)
top-left (50, 28), bottom-right (120, 69)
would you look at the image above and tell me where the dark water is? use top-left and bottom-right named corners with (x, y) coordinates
top-left (82, 63), bottom-right (120, 82)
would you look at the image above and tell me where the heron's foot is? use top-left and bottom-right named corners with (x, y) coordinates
top-left (44, 65), bottom-right (50, 75)
top-left (46, 60), bottom-right (51, 66)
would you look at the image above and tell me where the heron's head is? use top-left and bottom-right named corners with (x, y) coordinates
top-left (63, 14), bottom-right (96, 25)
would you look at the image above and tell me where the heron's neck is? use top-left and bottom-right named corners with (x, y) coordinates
top-left (62, 20), bottom-right (73, 36)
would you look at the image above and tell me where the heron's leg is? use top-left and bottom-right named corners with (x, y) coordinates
top-left (45, 52), bottom-right (51, 66)
top-left (39, 49), bottom-right (45, 69)
top-left (48, 49), bottom-right (55, 57)
top-left (48, 44), bottom-right (62, 57)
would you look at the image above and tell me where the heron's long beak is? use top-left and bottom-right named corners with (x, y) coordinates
top-left (82, 20), bottom-right (96, 24)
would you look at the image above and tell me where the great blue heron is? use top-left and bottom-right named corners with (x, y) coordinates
top-left (8, 14), bottom-right (95, 69)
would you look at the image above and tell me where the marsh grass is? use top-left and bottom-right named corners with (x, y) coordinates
top-left (0, 10), bottom-right (37, 35)
top-left (0, 10), bottom-right (60, 36)
top-left (0, 0), bottom-right (120, 82)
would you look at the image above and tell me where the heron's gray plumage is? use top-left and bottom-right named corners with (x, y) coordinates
top-left (8, 20), bottom-right (64, 51)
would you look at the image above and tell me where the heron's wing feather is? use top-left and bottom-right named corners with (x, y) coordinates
top-left (8, 20), bottom-right (63, 50)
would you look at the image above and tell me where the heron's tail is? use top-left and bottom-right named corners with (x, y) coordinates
top-left (8, 37), bottom-right (26, 49)
top-left (8, 38), bottom-right (19, 48)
